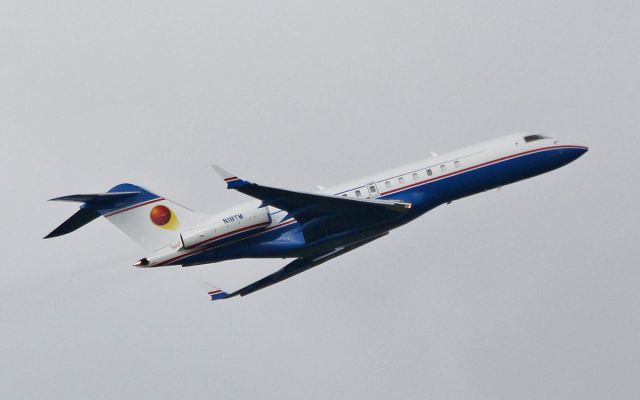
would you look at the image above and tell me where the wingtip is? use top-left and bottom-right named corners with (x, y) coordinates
top-left (198, 281), bottom-right (230, 301)
top-left (211, 164), bottom-right (250, 189)
top-left (211, 164), bottom-right (234, 180)
top-left (208, 288), bottom-right (229, 301)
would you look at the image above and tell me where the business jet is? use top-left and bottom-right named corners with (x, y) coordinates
top-left (45, 134), bottom-right (588, 301)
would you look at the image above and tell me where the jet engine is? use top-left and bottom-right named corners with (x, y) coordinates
top-left (180, 208), bottom-right (271, 249)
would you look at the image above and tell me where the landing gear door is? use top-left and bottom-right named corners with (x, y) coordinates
top-left (366, 182), bottom-right (380, 198)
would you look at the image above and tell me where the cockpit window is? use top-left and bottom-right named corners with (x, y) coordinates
top-left (524, 134), bottom-right (549, 142)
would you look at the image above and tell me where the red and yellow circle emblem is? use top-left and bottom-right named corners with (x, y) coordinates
top-left (149, 205), bottom-right (179, 230)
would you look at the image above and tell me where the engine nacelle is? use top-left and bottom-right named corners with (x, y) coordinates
top-left (180, 208), bottom-right (271, 249)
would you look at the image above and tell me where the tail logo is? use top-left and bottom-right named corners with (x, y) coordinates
top-left (150, 205), bottom-right (179, 230)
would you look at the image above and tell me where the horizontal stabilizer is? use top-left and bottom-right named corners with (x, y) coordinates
top-left (49, 192), bottom-right (140, 203)
top-left (44, 208), bottom-right (101, 238)
top-left (45, 190), bottom-right (144, 240)
top-left (46, 183), bottom-right (210, 249)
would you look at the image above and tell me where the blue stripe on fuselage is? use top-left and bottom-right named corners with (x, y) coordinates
top-left (378, 146), bottom-right (587, 212)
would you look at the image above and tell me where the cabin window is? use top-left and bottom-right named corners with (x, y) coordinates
top-left (355, 190), bottom-right (362, 197)
top-left (385, 181), bottom-right (391, 188)
top-left (426, 169), bottom-right (432, 176)
top-left (412, 172), bottom-right (419, 181)
top-left (398, 177), bottom-right (405, 184)
top-left (440, 164), bottom-right (446, 173)
top-left (342, 193), bottom-right (347, 197)
top-left (454, 160), bottom-right (461, 168)
top-left (369, 185), bottom-right (377, 193)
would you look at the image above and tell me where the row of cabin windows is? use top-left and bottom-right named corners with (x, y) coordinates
top-left (341, 159), bottom-right (463, 198)
top-left (382, 160), bottom-right (463, 189)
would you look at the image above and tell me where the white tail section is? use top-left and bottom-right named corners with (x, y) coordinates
top-left (105, 198), bottom-right (209, 251)
top-left (87, 183), bottom-right (209, 251)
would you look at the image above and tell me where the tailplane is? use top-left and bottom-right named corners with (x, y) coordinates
top-left (45, 183), bottom-right (210, 250)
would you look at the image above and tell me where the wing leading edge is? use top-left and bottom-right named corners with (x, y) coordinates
top-left (211, 165), bottom-right (411, 224)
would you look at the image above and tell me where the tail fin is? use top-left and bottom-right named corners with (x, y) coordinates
top-left (45, 183), bottom-right (210, 250)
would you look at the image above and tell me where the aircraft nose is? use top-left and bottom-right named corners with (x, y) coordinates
top-left (560, 145), bottom-right (589, 164)
top-left (575, 145), bottom-right (589, 157)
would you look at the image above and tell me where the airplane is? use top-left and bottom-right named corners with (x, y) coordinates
top-left (45, 134), bottom-right (588, 301)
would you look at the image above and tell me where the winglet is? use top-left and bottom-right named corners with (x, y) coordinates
top-left (211, 165), bottom-right (251, 189)
top-left (199, 281), bottom-right (231, 301)
top-left (208, 287), bottom-right (230, 301)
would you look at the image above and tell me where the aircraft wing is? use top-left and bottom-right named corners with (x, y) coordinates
top-left (212, 165), bottom-right (411, 224)
top-left (207, 232), bottom-right (387, 300)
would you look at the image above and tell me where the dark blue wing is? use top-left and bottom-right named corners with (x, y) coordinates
top-left (208, 232), bottom-right (388, 301)
top-left (212, 165), bottom-right (411, 224)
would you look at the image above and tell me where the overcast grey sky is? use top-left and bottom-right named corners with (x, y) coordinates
top-left (1, 1), bottom-right (639, 399)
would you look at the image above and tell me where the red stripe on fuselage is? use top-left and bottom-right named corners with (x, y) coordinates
top-left (380, 145), bottom-right (585, 196)
top-left (158, 219), bottom-right (298, 266)
top-left (264, 218), bottom-right (296, 231)
top-left (157, 220), bottom-right (289, 266)
top-left (189, 221), bottom-right (270, 249)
